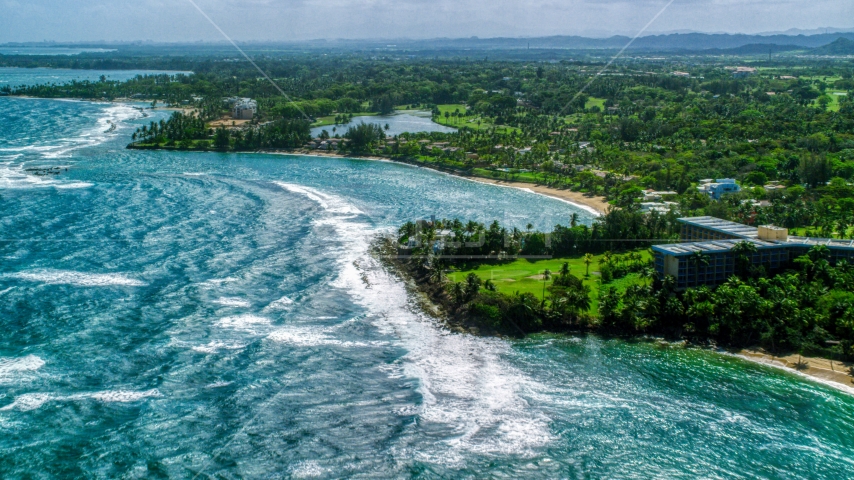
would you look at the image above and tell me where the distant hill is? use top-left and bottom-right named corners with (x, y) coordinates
top-left (698, 43), bottom-right (803, 55)
top-left (348, 32), bottom-right (854, 52)
top-left (9, 32), bottom-right (854, 56)
top-left (811, 38), bottom-right (854, 55)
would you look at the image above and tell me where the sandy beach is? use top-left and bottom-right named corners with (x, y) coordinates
top-left (738, 348), bottom-right (854, 393)
top-left (269, 150), bottom-right (611, 215)
top-left (460, 177), bottom-right (609, 215)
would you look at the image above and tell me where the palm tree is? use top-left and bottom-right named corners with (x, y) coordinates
top-left (688, 251), bottom-right (710, 287)
top-left (570, 213), bottom-right (579, 228)
top-left (808, 244), bottom-right (831, 262)
top-left (560, 262), bottom-right (570, 277)
top-left (429, 266), bottom-right (446, 285)
top-left (449, 282), bottom-right (466, 306)
top-left (731, 241), bottom-right (757, 278)
top-left (583, 253), bottom-right (594, 277)
top-left (541, 268), bottom-right (552, 307)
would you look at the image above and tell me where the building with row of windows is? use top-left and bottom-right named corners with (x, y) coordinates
top-left (653, 217), bottom-right (854, 290)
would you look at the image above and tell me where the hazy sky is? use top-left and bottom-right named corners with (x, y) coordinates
top-left (1, 0), bottom-right (853, 43)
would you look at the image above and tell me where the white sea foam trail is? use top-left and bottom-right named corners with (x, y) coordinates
top-left (0, 163), bottom-right (93, 190)
top-left (264, 295), bottom-right (293, 311)
top-left (0, 393), bottom-right (52, 412)
top-left (4, 269), bottom-right (147, 287)
top-left (192, 341), bottom-right (248, 354)
top-left (274, 182), bottom-right (364, 215)
top-left (212, 297), bottom-right (252, 308)
top-left (0, 355), bottom-right (45, 383)
top-left (267, 325), bottom-right (370, 348)
top-left (216, 314), bottom-right (271, 331)
top-left (344, 254), bottom-right (554, 463)
top-left (277, 181), bottom-right (554, 462)
top-left (40, 103), bottom-right (144, 159)
top-left (87, 389), bottom-right (162, 403)
top-left (0, 389), bottom-right (161, 412)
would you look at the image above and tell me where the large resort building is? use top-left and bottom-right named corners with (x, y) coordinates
top-left (653, 217), bottom-right (854, 290)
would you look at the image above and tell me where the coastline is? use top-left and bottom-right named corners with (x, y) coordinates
top-left (18, 93), bottom-right (604, 214)
top-left (266, 150), bottom-right (610, 215)
top-left (736, 348), bottom-right (854, 393)
top-left (378, 231), bottom-right (854, 395)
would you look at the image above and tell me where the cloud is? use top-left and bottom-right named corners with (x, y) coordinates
top-left (0, 0), bottom-right (852, 42)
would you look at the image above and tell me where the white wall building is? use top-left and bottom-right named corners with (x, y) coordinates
top-left (232, 98), bottom-right (257, 120)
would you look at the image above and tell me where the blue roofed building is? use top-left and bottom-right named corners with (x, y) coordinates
top-left (697, 179), bottom-right (741, 200)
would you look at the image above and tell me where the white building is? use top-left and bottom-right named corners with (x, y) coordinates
top-left (640, 202), bottom-right (679, 214)
top-left (232, 98), bottom-right (257, 120)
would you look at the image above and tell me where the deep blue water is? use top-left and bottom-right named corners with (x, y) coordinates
top-left (2, 80), bottom-right (854, 479)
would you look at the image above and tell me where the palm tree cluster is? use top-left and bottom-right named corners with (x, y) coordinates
top-left (603, 245), bottom-right (854, 358)
top-left (399, 215), bottom-right (854, 358)
top-left (132, 113), bottom-right (207, 144)
top-left (132, 112), bottom-right (311, 151)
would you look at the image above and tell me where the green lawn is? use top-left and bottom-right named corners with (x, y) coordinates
top-left (799, 75), bottom-right (843, 83)
top-left (436, 104), bottom-right (467, 119)
top-left (434, 104), bottom-right (520, 133)
top-left (585, 97), bottom-right (606, 111)
top-left (819, 91), bottom-right (847, 112)
top-left (447, 250), bottom-right (651, 315)
top-left (311, 112), bottom-right (378, 128)
top-left (790, 226), bottom-right (854, 239)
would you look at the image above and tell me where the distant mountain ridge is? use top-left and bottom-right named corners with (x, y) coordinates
top-left (5, 32), bottom-right (854, 55)
top-left (344, 32), bottom-right (854, 52)
top-left (810, 37), bottom-right (854, 55)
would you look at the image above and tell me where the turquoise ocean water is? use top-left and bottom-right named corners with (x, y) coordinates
top-left (1, 76), bottom-right (854, 478)
top-left (0, 68), bottom-right (192, 90)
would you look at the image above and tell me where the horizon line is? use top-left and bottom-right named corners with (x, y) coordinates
top-left (3, 28), bottom-right (854, 47)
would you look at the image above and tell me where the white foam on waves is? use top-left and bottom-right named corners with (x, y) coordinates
top-left (216, 314), bottom-right (271, 331)
top-left (0, 389), bottom-right (161, 412)
top-left (87, 389), bottom-right (162, 403)
top-left (192, 341), bottom-right (248, 354)
top-left (278, 181), bottom-right (554, 463)
top-left (267, 325), bottom-right (369, 348)
top-left (264, 295), bottom-right (294, 311)
top-left (0, 393), bottom-right (52, 412)
top-left (5, 103), bottom-right (139, 161)
top-left (212, 297), bottom-right (252, 308)
top-left (4, 269), bottom-right (146, 287)
top-left (0, 162), bottom-right (93, 190)
top-left (41, 103), bottom-right (143, 159)
top-left (346, 255), bottom-right (555, 463)
top-left (274, 182), bottom-right (364, 215)
top-left (0, 355), bottom-right (45, 383)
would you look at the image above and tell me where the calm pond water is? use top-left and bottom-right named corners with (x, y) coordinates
top-left (310, 111), bottom-right (456, 138)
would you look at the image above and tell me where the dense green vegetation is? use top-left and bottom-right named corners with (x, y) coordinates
top-left (9, 51), bottom-right (854, 359)
top-left (129, 112), bottom-right (310, 151)
top-left (396, 218), bottom-right (854, 360)
top-left (10, 53), bottom-right (851, 226)
top-left (11, 50), bottom-right (854, 355)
